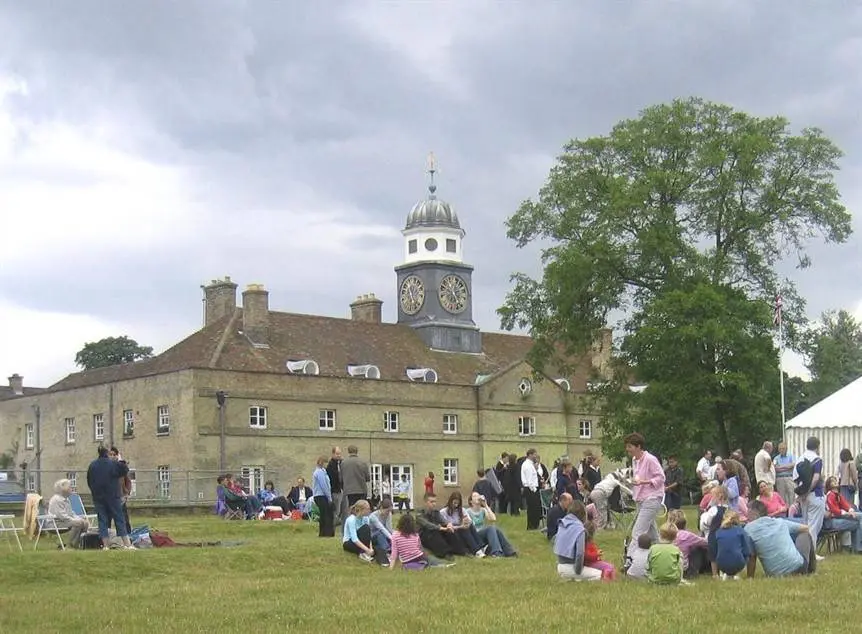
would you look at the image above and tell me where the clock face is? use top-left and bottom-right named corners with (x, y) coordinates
top-left (399, 275), bottom-right (425, 315)
top-left (438, 275), bottom-right (468, 314)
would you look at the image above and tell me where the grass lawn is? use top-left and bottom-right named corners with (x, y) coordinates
top-left (0, 508), bottom-right (848, 633)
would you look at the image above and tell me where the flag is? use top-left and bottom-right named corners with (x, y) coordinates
top-left (773, 293), bottom-right (783, 327)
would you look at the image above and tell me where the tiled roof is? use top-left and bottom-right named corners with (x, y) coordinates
top-left (48, 309), bottom-right (596, 392)
top-left (0, 386), bottom-right (47, 401)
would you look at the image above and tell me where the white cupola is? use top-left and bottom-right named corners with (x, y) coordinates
top-left (402, 153), bottom-right (465, 265)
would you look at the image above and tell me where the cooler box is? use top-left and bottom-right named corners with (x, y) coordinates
top-left (264, 506), bottom-right (284, 520)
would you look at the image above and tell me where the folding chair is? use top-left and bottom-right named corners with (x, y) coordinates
top-left (306, 500), bottom-right (320, 524)
top-left (34, 504), bottom-right (69, 551)
top-left (220, 487), bottom-right (246, 520)
top-left (539, 489), bottom-right (553, 529)
top-left (0, 514), bottom-right (24, 552)
top-left (69, 493), bottom-right (98, 527)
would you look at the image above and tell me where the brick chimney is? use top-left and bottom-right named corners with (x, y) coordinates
top-left (350, 294), bottom-right (383, 324)
top-left (202, 276), bottom-right (238, 326)
top-left (242, 284), bottom-right (270, 346)
top-left (8, 374), bottom-right (23, 396)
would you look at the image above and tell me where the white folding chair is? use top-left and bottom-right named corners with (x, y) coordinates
top-left (34, 512), bottom-right (68, 551)
top-left (0, 514), bottom-right (24, 552)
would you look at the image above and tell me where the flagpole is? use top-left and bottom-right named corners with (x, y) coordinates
top-left (776, 291), bottom-right (786, 443)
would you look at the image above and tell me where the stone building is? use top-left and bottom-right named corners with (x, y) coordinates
top-left (0, 169), bottom-right (612, 505)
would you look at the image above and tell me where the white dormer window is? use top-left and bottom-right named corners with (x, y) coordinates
top-left (406, 368), bottom-right (438, 383)
top-left (348, 364), bottom-right (381, 379)
top-left (555, 378), bottom-right (571, 392)
top-left (287, 359), bottom-right (320, 375)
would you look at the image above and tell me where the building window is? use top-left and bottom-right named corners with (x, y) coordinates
top-left (442, 414), bottom-right (458, 435)
top-left (383, 411), bottom-right (399, 433)
top-left (123, 409), bottom-right (135, 437)
top-left (518, 378), bottom-right (533, 396)
top-left (157, 466), bottom-right (171, 499)
top-left (65, 472), bottom-right (77, 491)
top-left (579, 419), bottom-right (592, 439)
top-left (443, 459), bottom-right (458, 485)
top-left (408, 239), bottom-right (417, 254)
top-left (446, 238), bottom-right (457, 253)
top-left (65, 418), bottom-right (76, 444)
top-left (156, 405), bottom-right (170, 436)
top-left (518, 415), bottom-right (536, 437)
top-left (93, 413), bottom-right (105, 441)
top-left (24, 423), bottom-right (34, 449)
top-left (241, 465), bottom-right (265, 493)
top-left (25, 472), bottom-right (36, 493)
top-left (319, 409), bottom-right (336, 431)
top-left (249, 406), bottom-right (267, 429)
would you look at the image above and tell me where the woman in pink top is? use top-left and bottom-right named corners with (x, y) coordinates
top-left (757, 480), bottom-right (787, 517)
top-left (624, 432), bottom-right (665, 558)
top-left (389, 513), bottom-right (452, 570)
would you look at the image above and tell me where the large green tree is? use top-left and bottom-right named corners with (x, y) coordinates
top-left (75, 336), bottom-right (154, 370)
top-left (499, 97), bottom-right (851, 459)
top-left (803, 309), bottom-right (862, 404)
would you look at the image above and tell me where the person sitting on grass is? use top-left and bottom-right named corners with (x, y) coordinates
top-left (583, 521), bottom-right (616, 580)
top-left (369, 498), bottom-right (394, 555)
top-left (757, 480), bottom-right (788, 518)
top-left (389, 512), bottom-right (453, 570)
top-left (342, 500), bottom-right (389, 566)
top-left (554, 500), bottom-right (602, 582)
top-left (744, 500), bottom-right (815, 577)
top-left (666, 510), bottom-right (709, 578)
top-left (466, 492), bottom-right (517, 557)
top-left (416, 493), bottom-right (465, 559)
top-left (714, 510), bottom-right (750, 580)
top-left (47, 478), bottom-right (90, 549)
top-left (702, 484), bottom-right (730, 577)
top-left (626, 533), bottom-right (652, 581)
top-left (647, 522), bottom-right (685, 585)
top-left (824, 475), bottom-right (862, 553)
top-left (546, 493), bottom-right (573, 542)
top-left (439, 492), bottom-right (487, 558)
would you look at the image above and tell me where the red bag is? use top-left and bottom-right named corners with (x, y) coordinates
top-left (150, 530), bottom-right (178, 547)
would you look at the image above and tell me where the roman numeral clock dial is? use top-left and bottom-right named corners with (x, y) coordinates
top-left (399, 275), bottom-right (425, 315)
top-left (438, 274), bottom-right (468, 314)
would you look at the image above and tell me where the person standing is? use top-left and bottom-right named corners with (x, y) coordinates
top-left (625, 432), bottom-right (665, 558)
top-left (521, 448), bottom-right (541, 531)
top-left (773, 442), bottom-right (795, 506)
top-left (754, 442), bottom-right (775, 489)
top-left (696, 450), bottom-right (713, 484)
top-left (86, 446), bottom-right (133, 550)
top-left (312, 455), bottom-right (334, 537)
top-left (326, 446), bottom-right (345, 524)
top-left (108, 446), bottom-right (132, 534)
top-left (341, 445), bottom-right (370, 507)
top-left (796, 436), bottom-right (825, 555)
top-left (838, 448), bottom-right (858, 507)
top-left (424, 472), bottom-right (435, 497)
top-left (663, 456), bottom-right (684, 510)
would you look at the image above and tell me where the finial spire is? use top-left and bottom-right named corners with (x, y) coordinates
top-left (426, 151), bottom-right (437, 197)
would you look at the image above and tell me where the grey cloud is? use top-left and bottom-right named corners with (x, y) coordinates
top-left (2, 2), bottom-right (861, 382)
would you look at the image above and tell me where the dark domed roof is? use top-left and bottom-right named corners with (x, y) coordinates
top-left (405, 185), bottom-right (461, 230)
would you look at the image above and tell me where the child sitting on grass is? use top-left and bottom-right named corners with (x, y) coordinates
top-left (626, 533), bottom-right (652, 581)
top-left (343, 500), bottom-right (389, 566)
top-left (554, 500), bottom-right (602, 581)
top-left (667, 509), bottom-right (709, 578)
top-left (584, 521), bottom-right (616, 580)
top-left (714, 510), bottom-right (750, 580)
top-left (647, 522), bottom-right (685, 585)
top-left (389, 513), bottom-right (453, 570)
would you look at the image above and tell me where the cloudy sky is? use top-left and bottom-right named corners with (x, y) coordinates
top-left (1, 1), bottom-right (860, 387)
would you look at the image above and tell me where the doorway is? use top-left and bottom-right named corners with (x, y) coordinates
top-left (370, 463), bottom-right (414, 510)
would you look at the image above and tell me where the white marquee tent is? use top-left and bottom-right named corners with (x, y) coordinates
top-left (785, 376), bottom-right (862, 477)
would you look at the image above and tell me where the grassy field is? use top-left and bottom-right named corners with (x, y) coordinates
top-left (0, 508), bottom-right (850, 633)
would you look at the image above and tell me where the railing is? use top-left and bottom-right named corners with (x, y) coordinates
top-left (8, 469), bottom-right (292, 507)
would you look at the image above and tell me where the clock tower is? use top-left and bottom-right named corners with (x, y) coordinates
top-left (395, 154), bottom-right (482, 354)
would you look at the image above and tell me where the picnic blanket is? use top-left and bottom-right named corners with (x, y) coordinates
top-left (149, 530), bottom-right (244, 548)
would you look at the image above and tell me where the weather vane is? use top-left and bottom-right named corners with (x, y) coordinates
top-left (427, 151), bottom-right (437, 194)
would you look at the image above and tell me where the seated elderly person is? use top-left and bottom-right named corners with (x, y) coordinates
top-left (47, 479), bottom-right (90, 548)
top-left (288, 477), bottom-right (314, 514)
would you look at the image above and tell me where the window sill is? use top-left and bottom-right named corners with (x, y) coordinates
top-left (442, 431), bottom-right (457, 436)
top-left (123, 435), bottom-right (135, 440)
top-left (156, 432), bottom-right (170, 437)
top-left (443, 483), bottom-right (459, 487)
top-left (318, 427), bottom-right (335, 432)
top-left (24, 446), bottom-right (34, 451)
top-left (383, 429), bottom-right (399, 434)
top-left (249, 426), bottom-right (267, 431)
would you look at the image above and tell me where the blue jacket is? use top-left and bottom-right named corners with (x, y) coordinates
top-left (553, 514), bottom-right (586, 572)
top-left (86, 457), bottom-right (129, 502)
top-left (715, 525), bottom-right (751, 572)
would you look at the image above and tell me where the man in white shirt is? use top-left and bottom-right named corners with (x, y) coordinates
top-left (521, 449), bottom-right (541, 531)
top-left (755, 441), bottom-right (775, 487)
top-left (696, 450), bottom-right (713, 484)
top-left (708, 456), bottom-right (723, 481)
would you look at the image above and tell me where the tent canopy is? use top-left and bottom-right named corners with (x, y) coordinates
top-left (785, 376), bottom-right (862, 430)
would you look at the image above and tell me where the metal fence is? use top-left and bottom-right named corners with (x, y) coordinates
top-left (11, 468), bottom-right (294, 507)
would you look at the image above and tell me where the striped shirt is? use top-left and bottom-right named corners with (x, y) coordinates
top-left (390, 531), bottom-right (425, 564)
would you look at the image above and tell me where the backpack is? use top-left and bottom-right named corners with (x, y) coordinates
top-left (794, 458), bottom-right (816, 496)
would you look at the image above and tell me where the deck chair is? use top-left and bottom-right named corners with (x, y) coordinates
top-left (607, 485), bottom-right (635, 534)
top-left (539, 489), bottom-right (553, 529)
top-left (219, 487), bottom-right (245, 520)
top-left (34, 502), bottom-right (69, 551)
top-left (69, 493), bottom-right (98, 527)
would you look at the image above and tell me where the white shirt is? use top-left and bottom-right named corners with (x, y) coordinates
top-left (521, 459), bottom-right (539, 492)
top-left (755, 449), bottom-right (775, 486)
top-left (707, 464), bottom-right (720, 481)
top-left (696, 457), bottom-right (711, 481)
top-left (381, 481), bottom-right (391, 496)
top-left (550, 468), bottom-right (559, 490)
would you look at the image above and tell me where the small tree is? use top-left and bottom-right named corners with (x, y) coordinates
top-left (75, 336), bottom-right (154, 370)
top-left (803, 309), bottom-right (862, 404)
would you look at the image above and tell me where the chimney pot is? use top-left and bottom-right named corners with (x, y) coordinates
top-left (202, 276), bottom-right (238, 327)
top-left (242, 284), bottom-right (270, 345)
top-left (350, 293), bottom-right (383, 324)
top-left (8, 373), bottom-right (23, 396)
